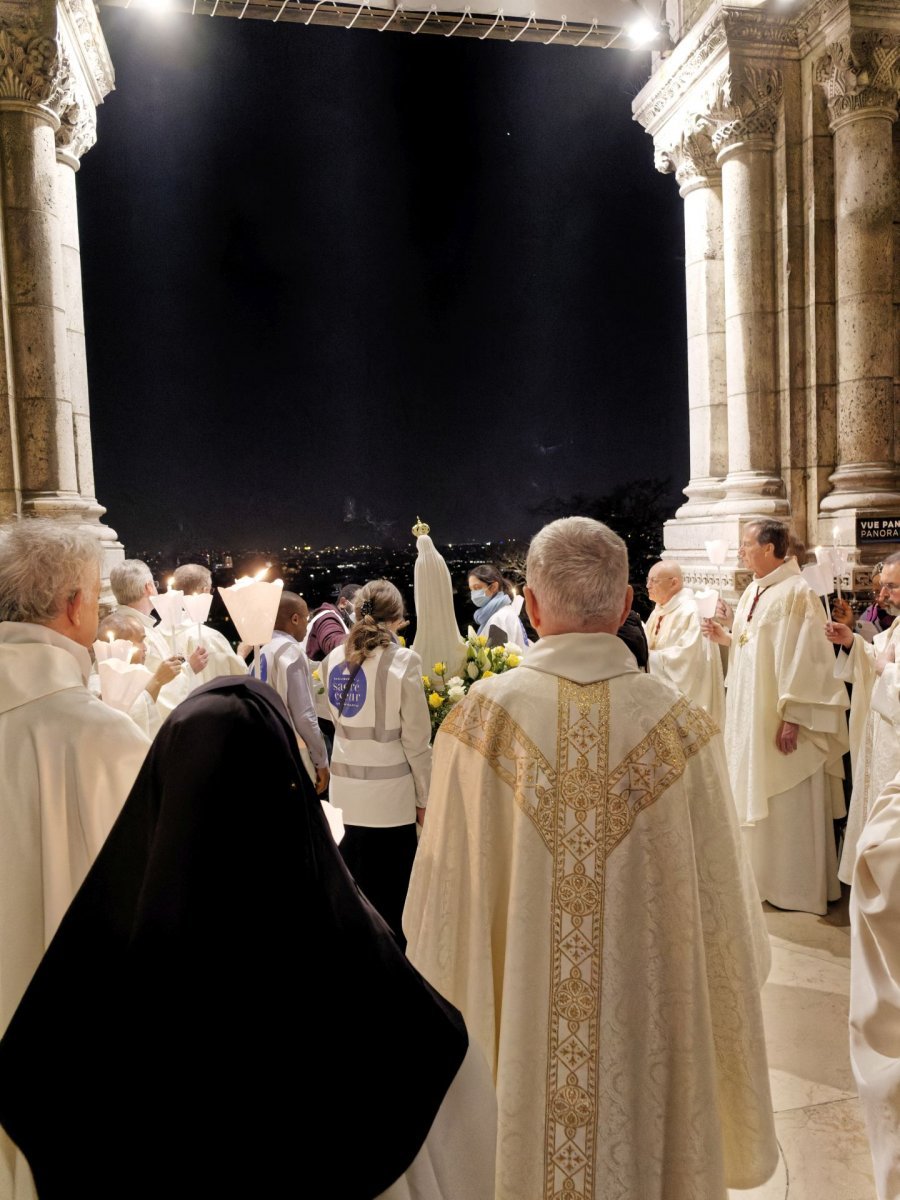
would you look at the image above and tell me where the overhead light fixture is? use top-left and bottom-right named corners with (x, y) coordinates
top-left (627, 16), bottom-right (658, 45)
top-left (626, 15), bottom-right (674, 51)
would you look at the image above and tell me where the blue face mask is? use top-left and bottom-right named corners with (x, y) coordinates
top-left (470, 589), bottom-right (489, 608)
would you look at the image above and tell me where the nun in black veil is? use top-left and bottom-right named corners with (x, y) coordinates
top-left (0, 678), bottom-right (496, 1200)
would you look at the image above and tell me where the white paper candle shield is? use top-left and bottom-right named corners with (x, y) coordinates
top-left (802, 563), bottom-right (832, 597)
top-left (93, 637), bottom-right (138, 663)
top-left (705, 540), bottom-right (729, 566)
top-left (97, 659), bottom-right (153, 714)
top-left (182, 593), bottom-right (213, 625)
top-left (151, 589), bottom-right (185, 634)
top-left (694, 588), bottom-right (720, 619)
top-left (219, 577), bottom-right (283, 645)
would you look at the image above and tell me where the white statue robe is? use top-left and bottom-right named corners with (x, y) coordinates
top-left (644, 586), bottom-right (725, 725)
top-left (0, 622), bottom-right (150, 1200)
top-left (724, 560), bottom-right (849, 914)
top-left (404, 632), bottom-right (777, 1200)
top-left (835, 619), bottom-right (900, 884)
top-left (850, 770), bottom-right (900, 1200)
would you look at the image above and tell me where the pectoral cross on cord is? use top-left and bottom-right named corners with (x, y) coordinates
top-left (746, 585), bottom-right (769, 623)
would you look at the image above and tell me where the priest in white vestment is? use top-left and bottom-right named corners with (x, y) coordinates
top-left (826, 552), bottom-right (900, 884)
top-left (0, 520), bottom-right (150, 1200)
top-left (850, 767), bottom-right (900, 1200)
top-left (644, 559), bottom-right (725, 724)
top-left (704, 520), bottom-right (849, 915)
top-left (152, 563), bottom-right (249, 713)
top-left (405, 516), bottom-right (777, 1200)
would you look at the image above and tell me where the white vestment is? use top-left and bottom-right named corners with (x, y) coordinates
top-left (404, 633), bottom-right (777, 1200)
top-left (0, 622), bottom-right (150, 1200)
top-left (835, 619), bottom-right (900, 884)
top-left (724, 560), bottom-right (849, 914)
top-left (644, 586), bottom-right (725, 725)
top-left (850, 771), bottom-right (900, 1200)
top-left (156, 619), bottom-right (248, 716)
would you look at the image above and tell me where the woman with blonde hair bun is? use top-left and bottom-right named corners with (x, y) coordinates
top-left (321, 579), bottom-right (432, 944)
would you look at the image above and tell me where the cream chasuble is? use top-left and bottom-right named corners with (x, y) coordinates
top-left (0, 622), bottom-right (150, 1200)
top-left (724, 560), bottom-right (848, 827)
top-left (850, 771), bottom-right (900, 1200)
top-left (404, 634), bottom-right (776, 1200)
top-left (644, 586), bottom-right (725, 725)
top-left (835, 620), bottom-right (900, 884)
top-left (155, 620), bottom-right (249, 716)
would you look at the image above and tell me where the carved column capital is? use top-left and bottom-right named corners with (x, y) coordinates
top-left (706, 66), bottom-right (784, 156)
top-left (655, 113), bottom-right (721, 194)
top-left (816, 32), bottom-right (900, 127)
top-left (55, 87), bottom-right (96, 166)
top-left (0, 18), bottom-right (67, 120)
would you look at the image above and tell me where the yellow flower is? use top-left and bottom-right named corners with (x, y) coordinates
top-left (422, 675), bottom-right (431, 688)
top-left (428, 691), bottom-right (443, 709)
top-left (311, 669), bottom-right (321, 681)
top-left (398, 635), bottom-right (406, 646)
top-left (507, 654), bottom-right (520, 668)
top-left (482, 669), bottom-right (495, 679)
top-left (433, 662), bottom-right (446, 676)
top-left (477, 635), bottom-right (488, 646)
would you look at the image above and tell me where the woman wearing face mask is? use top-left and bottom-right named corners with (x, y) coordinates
top-left (467, 565), bottom-right (529, 650)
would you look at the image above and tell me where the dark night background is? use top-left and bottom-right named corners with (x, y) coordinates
top-left (80, 7), bottom-right (688, 551)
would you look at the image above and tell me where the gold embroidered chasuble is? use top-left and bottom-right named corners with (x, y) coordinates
top-left (404, 634), bottom-right (777, 1200)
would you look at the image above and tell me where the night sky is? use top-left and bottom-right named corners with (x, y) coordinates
top-left (80, 8), bottom-right (688, 550)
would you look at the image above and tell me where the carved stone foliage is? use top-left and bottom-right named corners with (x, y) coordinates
top-left (816, 32), bottom-right (900, 124)
top-left (61, 0), bottom-right (114, 101)
top-left (655, 113), bottom-right (719, 190)
top-left (55, 87), bottom-right (96, 161)
top-left (0, 19), bottom-right (65, 109)
top-left (706, 66), bottom-right (784, 150)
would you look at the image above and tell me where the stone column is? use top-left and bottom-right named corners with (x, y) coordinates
top-left (710, 66), bottom-right (789, 516)
top-left (656, 114), bottom-right (727, 516)
top-left (56, 96), bottom-right (124, 574)
top-left (817, 32), bottom-right (900, 516)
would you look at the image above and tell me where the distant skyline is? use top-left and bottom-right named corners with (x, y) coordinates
top-left (80, 8), bottom-right (688, 552)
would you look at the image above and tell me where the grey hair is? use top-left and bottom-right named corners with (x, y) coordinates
top-left (526, 517), bottom-right (629, 630)
top-left (110, 559), bottom-right (154, 606)
top-left (0, 518), bottom-right (103, 624)
top-left (172, 563), bottom-right (211, 595)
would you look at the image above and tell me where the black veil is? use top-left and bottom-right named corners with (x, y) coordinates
top-left (0, 678), bottom-right (466, 1199)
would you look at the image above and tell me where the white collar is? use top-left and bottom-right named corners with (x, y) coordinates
top-left (0, 621), bottom-right (92, 684)
top-left (523, 633), bottom-right (640, 685)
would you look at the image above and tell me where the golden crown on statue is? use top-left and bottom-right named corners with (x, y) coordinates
top-left (412, 516), bottom-right (430, 537)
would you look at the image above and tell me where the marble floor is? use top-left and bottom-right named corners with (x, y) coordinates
top-left (728, 893), bottom-right (876, 1200)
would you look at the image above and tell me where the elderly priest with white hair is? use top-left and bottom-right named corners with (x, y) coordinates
top-left (0, 519), bottom-right (150, 1200)
top-left (404, 516), bottom-right (777, 1200)
top-left (644, 558), bottom-right (725, 724)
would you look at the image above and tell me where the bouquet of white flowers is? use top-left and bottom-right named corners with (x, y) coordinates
top-left (422, 631), bottom-right (523, 738)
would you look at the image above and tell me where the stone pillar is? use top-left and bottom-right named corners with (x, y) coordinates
top-left (817, 32), bottom-right (900, 517)
top-left (710, 67), bottom-right (790, 516)
top-left (0, 93), bottom-right (83, 513)
top-left (656, 115), bottom-right (727, 517)
top-left (56, 96), bottom-right (124, 576)
top-left (0, 4), bottom-right (121, 591)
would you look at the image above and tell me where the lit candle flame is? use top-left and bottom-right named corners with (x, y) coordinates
top-left (107, 631), bottom-right (115, 643)
top-left (254, 567), bottom-right (269, 581)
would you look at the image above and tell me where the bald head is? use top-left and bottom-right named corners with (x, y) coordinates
top-left (647, 560), bottom-right (683, 607)
top-left (275, 591), bottom-right (309, 639)
top-left (99, 610), bottom-right (145, 644)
